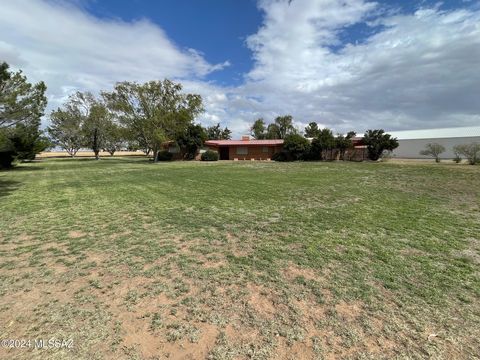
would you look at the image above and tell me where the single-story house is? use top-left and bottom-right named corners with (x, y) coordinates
top-left (205, 136), bottom-right (283, 160)
top-left (388, 126), bottom-right (480, 159)
top-left (205, 135), bottom-right (368, 161)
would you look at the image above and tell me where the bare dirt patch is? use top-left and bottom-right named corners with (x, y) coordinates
top-left (68, 230), bottom-right (87, 239)
top-left (282, 262), bottom-right (318, 282)
top-left (335, 301), bottom-right (363, 321)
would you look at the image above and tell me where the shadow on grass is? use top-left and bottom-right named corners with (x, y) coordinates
top-left (0, 179), bottom-right (21, 198)
top-left (8, 165), bottom-right (44, 171)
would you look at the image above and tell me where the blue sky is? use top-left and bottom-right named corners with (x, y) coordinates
top-left (1, 0), bottom-right (479, 136)
top-left (86, 0), bottom-right (263, 86)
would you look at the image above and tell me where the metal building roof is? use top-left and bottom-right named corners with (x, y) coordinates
top-left (387, 126), bottom-right (480, 140)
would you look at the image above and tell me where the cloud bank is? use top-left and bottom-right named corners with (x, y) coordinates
top-left (1, 0), bottom-right (479, 136)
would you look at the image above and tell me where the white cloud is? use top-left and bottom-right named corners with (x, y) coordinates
top-left (240, 0), bottom-right (480, 133)
top-left (0, 0), bottom-right (228, 122)
top-left (1, 0), bottom-right (480, 137)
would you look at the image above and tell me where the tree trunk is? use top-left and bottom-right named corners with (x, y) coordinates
top-left (93, 128), bottom-right (100, 160)
top-left (152, 148), bottom-right (159, 163)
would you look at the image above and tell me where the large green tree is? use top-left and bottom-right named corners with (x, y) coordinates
top-left (266, 123), bottom-right (281, 139)
top-left (363, 129), bottom-right (399, 161)
top-left (335, 131), bottom-right (356, 160)
top-left (48, 97), bottom-right (85, 157)
top-left (103, 122), bottom-right (126, 156)
top-left (264, 115), bottom-right (296, 139)
top-left (311, 128), bottom-right (335, 160)
top-left (206, 123), bottom-right (231, 140)
top-left (0, 62), bottom-right (47, 129)
top-left (304, 122), bottom-right (321, 138)
top-left (283, 133), bottom-right (310, 160)
top-left (0, 62), bottom-right (48, 168)
top-left (177, 123), bottom-right (207, 159)
top-left (274, 115), bottom-right (295, 139)
top-left (82, 99), bottom-right (111, 160)
top-left (104, 80), bottom-right (203, 162)
top-left (250, 118), bottom-right (266, 139)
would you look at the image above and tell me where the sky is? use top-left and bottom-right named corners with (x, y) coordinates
top-left (1, 0), bottom-right (479, 137)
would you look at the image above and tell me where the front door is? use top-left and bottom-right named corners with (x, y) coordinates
top-left (219, 147), bottom-right (229, 160)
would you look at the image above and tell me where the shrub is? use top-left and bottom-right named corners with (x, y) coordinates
top-left (283, 134), bottom-right (310, 160)
top-left (453, 143), bottom-right (480, 165)
top-left (0, 150), bottom-right (15, 169)
top-left (363, 129), bottom-right (399, 161)
top-left (157, 150), bottom-right (173, 161)
top-left (201, 150), bottom-right (219, 161)
top-left (0, 133), bottom-right (15, 169)
top-left (272, 150), bottom-right (294, 162)
top-left (420, 143), bottom-right (445, 163)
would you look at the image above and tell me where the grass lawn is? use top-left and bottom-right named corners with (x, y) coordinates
top-left (0, 158), bottom-right (479, 359)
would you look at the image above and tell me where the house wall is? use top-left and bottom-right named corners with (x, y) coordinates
top-left (228, 145), bottom-right (282, 160)
top-left (204, 144), bottom-right (283, 160)
top-left (391, 137), bottom-right (480, 159)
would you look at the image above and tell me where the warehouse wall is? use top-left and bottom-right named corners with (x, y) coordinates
top-left (392, 136), bottom-right (480, 159)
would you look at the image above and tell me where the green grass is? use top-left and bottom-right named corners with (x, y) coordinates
top-left (0, 158), bottom-right (479, 359)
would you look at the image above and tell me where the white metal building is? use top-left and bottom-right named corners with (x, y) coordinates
top-left (387, 126), bottom-right (480, 159)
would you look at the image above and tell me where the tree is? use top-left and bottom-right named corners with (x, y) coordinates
top-left (363, 129), bottom-right (399, 161)
top-left (177, 123), bottom-right (207, 159)
top-left (304, 122), bottom-right (321, 138)
top-left (0, 62), bottom-right (47, 129)
top-left (266, 123), bottom-right (281, 139)
top-left (310, 128), bottom-right (335, 160)
top-left (250, 118), bottom-right (266, 139)
top-left (206, 123), bottom-right (231, 140)
top-left (48, 105), bottom-right (84, 157)
top-left (335, 131), bottom-right (356, 160)
top-left (104, 80), bottom-right (203, 162)
top-left (420, 143), bottom-right (445, 163)
top-left (103, 122), bottom-right (125, 156)
top-left (7, 122), bottom-right (50, 161)
top-left (0, 62), bottom-right (47, 168)
top-left (0, 131), bottom-right (15, 168)
top-left (453, 143), bottom-right (480, 165)
top-left (283, 133), bottom-right (310, 160)
top-left (82, 100), bottom-right (111, 160)
top-left (274, 115), bottom-right (295, 139)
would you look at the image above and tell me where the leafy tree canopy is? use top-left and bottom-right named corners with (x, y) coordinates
top-left (304, 122), bottom-right (321, 138)
top-left (420, 143), bottom-right (445, 163)
top-left (363, 129), bottom-right (399, 161)
top-left (103, 79), bottom-right (203, 162)
top-left (206, 123), bottom-right (231, 140)
top-left (250, 118), bottom-right (266, 139)
top-left (0, 62), bottom-right (47, 129)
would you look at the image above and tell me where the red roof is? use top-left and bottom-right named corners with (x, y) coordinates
top-left (205, 139), bottom-right (284, 146)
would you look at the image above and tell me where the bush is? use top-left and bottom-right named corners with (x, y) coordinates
top-left (272, 150), bottom-right (294, 162)
top-left (420, 143), bottom-right (445, 163)
top-left (0, 133), bottom-right (15, 169)
top-left (453, 143), bottom-right (480, 165)
top-left (363, 129), bottom-right (399, 161)
top-left (157, 150), bottom-right (173, 161)
top-left (0, 150), bottom-right (15, 169)
top-left (201, 150), bottom-right (219, 161)
top-left (283, 134), bottom-right (310, 160)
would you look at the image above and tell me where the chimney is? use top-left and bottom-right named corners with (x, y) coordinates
top-left (241, 135), bottom-right (250, 141)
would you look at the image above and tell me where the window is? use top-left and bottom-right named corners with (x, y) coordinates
top-left (236, 146), bottom-right (248, 155)
top-left (262, 146), bottom-right (269, 153)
